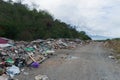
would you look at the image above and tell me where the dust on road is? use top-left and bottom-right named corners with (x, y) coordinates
top-left (17, 42), bottom-right (120, 80)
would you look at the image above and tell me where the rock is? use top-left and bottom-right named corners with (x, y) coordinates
top-left (0, 74), bottom-right (9, 80)
top-left (23, 72), bottom-right (29, 75)
top-left (108, 56), bottom-right (115, 59)
top-left (35, 74), bottom-right (49, 80)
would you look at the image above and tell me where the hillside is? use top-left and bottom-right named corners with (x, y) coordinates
top-left (0, 0), bottom-right (91, 40)
top-left (104, 39), bottom-right (120, 60)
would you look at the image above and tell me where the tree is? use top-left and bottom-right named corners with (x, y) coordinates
top-left (0, 0), bottom-right (91, 40)
top-left (16, 0), bottom-right (22, 4)
top-left (8, 0), bottom-right (13, 3)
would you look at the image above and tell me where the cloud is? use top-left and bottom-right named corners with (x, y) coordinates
top-left (14, 0), bottom-right (120, 38)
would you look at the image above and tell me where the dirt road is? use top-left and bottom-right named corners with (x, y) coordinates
top-left (17, 42), bottom-right (120, 80)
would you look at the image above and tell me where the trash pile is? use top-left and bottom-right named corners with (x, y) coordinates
top-left (0, 38), bottom-right (81, 79)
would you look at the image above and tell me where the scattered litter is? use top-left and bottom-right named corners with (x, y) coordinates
top-left (6, 58), bottom-right (14, 65)
top-left (108, 56), bottom-right (115, 59)
top-left (0, 38), bottom-right (82, 78)
top-left (0, 68), bottom-right (4, 75)
top-left (6, 65), bottom-right (20, 78)
top-left (23, 72), bottom-right (29, 75)
top-left (35, 74), bottom-right (49, 80)
top-left (66, 56), bottom-right (79, 60)
top-left (27, 52), bottom-right (39, 68)
top-left (31, 62), bottom-right (39, 68)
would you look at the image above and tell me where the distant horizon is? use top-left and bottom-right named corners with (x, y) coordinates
top-left (90, 35), bottom-right (114, 40)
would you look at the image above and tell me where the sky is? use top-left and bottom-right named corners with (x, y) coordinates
top-left (10, 0), bottom-right (120, 39)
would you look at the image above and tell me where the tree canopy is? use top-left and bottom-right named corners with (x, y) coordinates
top-left (0, 0), bottom-right (91, 40)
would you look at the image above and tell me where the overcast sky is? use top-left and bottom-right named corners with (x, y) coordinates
top-left (11, 0), bottom-right (120, 39)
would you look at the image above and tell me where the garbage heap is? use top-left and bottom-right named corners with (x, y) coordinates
top-left (0, 38), bottom-right (81, 79)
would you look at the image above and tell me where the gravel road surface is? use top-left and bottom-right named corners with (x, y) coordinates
top-left (17, 42), bottom-right (120, 80)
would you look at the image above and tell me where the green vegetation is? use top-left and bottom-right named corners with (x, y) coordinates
top-left (0, 0), bottom-right (91, 40)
